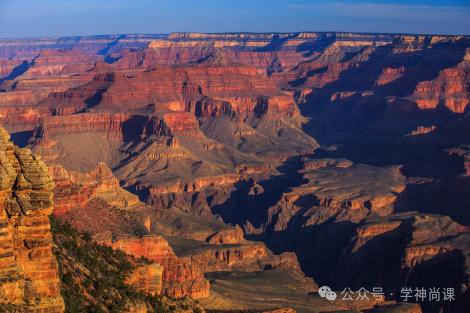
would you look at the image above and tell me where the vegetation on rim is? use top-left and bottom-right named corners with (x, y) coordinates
top-left (50, 216), bottom-right (205, 313)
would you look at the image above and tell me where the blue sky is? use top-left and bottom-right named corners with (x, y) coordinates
top-left (0, 0), bottom-right (469, 38)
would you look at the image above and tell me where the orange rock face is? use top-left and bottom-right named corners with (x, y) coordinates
top-left (375, 66), bottom-right (406, 86)
top-left (46, 162), bottom-right (212, 299)
top-left (411, 67), bottom-right (470, 113)
top-left (85, 64), bottom-right (298, 118)
top-left (105, 235), bottom-right (210, 299)
top-left (20, 50), bottom-right (100, 80)
top-left (0, 125), bottom-right (64, 312)
top-left (160, 112), bottom-right (202, 138)
top-left (148, 174), bottom-right (243, 195)
top-left (51, 162), bottom-right (139, 214)
top-left (0, 107), bottom-right (42, 133)
top-left (48, 161), bottom-right (317, 300)
top-left (125, 260), bottom-right (164, 296)
top-left (32, 112), bottom-right (134, 141)
top-left (206, 225), bottom-right (244, 244)
top-left (105, 233), bottom-right (315, 299)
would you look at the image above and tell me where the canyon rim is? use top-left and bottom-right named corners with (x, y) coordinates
top-left (1, 1), bottom-right (470, 313)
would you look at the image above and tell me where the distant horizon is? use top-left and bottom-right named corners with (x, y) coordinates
top-left (1, 29), bottom-right (469, 41)
top-left (0, 0), bottom-right (469, 38)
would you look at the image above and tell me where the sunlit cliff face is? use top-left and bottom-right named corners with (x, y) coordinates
top-left (0, 31), bottom-right (470, 313)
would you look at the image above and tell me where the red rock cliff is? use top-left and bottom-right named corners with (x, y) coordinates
top-left (0, 125), bottom-right (65, 312)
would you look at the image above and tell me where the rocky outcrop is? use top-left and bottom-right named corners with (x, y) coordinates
top-left (46, 162), bottom-right (315, 300)
top-left (0, 107), bottom-right (42, 133)
top-left (332, 213), bottom-right (470, 313)
top-left (106, 233), bottom-right (317, 299)
top-left (294, 35), bottom-right (470, 120)
top-left (46, 161), bottom-right (212, 299)
top-left (149, 32), bottom-right (392, 52)
top-left (148, 174), bottom-right (243, 195)
top-left (86, 65), bottom-right (298, 119)
top-left (0, 125), bottom-right (64, 312)
top-left (125, 262), bottom-right (164, 296)
top-left (51, 162), bottom-right (139, 215)
top-left (206, 225), bottom-right (244, 244)
top-left (107, 235), bottom-right (210, 299)
top-left (159, 112), bottom-right (203, 138)
top-left (30, 112), bottom-right (202, 150)
top-left (0, 74), bottom-right (92, 132)
top-left (410, 65), bottom-right (470, 113)
top-left (46, 161), bottom-right (317, 300)
top-left (31, 113), bottom-right (135, 142)
top-left (19, 50), bottom-right (101, 80)
top-left (257, 160), bottom-right (405, 238)
top-left (210, 158), bottom-right (408, 291)
top-left (376, 66), bottom-right (406, 86)
top-left (3, 32), bottom-right (319, 201)
top-left (51, 217), bottom-right (206, 313)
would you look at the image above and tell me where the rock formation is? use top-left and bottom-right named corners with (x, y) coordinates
top-left (332, 213), bottom-right (470, 313)
top-left (2, 31), bottom-right (470, 313)
top-left (51, 217), bottom-right (204, 313)
top-left (0, 125), bottom-right (64, 312)
top-left (45, 161), bottom-right (317, 301)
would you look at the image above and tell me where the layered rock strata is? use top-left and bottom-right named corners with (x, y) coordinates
top-left (0, 125), bottom-right (64, 312)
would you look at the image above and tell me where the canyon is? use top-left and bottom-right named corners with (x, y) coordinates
top-left (1, 31), bottom-right (470, 313)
